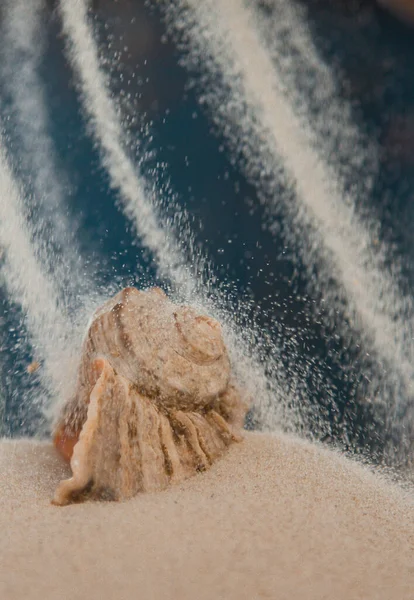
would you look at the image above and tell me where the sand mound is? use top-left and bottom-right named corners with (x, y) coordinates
top-left (1, 432), bottom-right (413, 600)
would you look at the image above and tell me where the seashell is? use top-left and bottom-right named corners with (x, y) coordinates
top-left (52, 287), bottom-right (248, 505)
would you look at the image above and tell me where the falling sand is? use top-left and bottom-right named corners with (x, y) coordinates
top-left (1, 432), bottom-right (413, 600)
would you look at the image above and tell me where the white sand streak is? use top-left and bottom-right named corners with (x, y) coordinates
top-left (0, 139), bottom-right (77, 402)
top-left (59, 0), bottom-right (194, 296)
top-left (1, 0), bottom-right (87, 293)
top-left (252, 0), bottom-right (378, 192)
top-left (167, 0), bottom-right (414, 403)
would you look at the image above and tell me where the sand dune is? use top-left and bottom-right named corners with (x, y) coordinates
top-left (1, 432), bottom-right (413, 600)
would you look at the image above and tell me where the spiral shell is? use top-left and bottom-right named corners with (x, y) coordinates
top-left (53, 287), bottom-right (248, 505)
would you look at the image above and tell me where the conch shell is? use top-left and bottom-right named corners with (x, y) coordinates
top-left (53, 287), bottom-right (248, 505)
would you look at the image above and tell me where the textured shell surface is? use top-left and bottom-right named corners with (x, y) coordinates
top-left (53, 287), bottom-right (248, 505)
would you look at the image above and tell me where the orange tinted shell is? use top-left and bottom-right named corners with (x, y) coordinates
top-left (54, 426), bottom-right (80, 463)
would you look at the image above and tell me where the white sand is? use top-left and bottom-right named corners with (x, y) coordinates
top-left (0, 432), bottom-right (413, 600)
